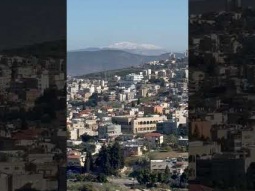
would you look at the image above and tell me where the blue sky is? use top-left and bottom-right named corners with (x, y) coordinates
top-left (68, 0), bottom-right (188, 52)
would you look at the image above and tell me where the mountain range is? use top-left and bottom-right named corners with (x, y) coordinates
top-left (0, 40), bottom-right (185, 76)
top-left (68, 41), bottom-right (186, 76)
top-left (67, 49), bottom-right (184, 76)
top-left (68, 42), bottom-right (169, 56)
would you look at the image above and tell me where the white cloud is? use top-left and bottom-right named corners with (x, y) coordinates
top-left (106, 41), bottom-right (163, 50)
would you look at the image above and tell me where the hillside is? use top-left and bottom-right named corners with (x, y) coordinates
top-left (0, 40), bottom-right (66, 58)
top-left (67, 49), bottom-right (178, 76)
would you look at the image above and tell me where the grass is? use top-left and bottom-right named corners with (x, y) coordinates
top-left (67, 181), bottom-right (130, 191)
top-left (124, 156), bottom-right (141, 167)
top-left (148, 151), bottom-right (188, 160)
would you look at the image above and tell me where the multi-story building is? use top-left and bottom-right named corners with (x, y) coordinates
top-left (150, 159), bottom-right (188, 175)
top-left (112, 115), bottom-right (135, 133)
top-left (178, 137), bottom-right (188, 147)
top-left (144, 105), bottom-right (164, 115)
top-left (125, 73), bottom-right (143, 82)
top-left (67, 150), bottom-right (86, 172)
top-left (138, 87), bottom-right (148, 98)
top-left (107, 91), bottom-right (116, 101)
top-left (190, 120), bottom-right (212, 139)
top-left (112, 115), bottom-right (167, 134)
top-left (189, 141), bottom-right (221, 180)
top-left (132, 115), bottom-right (167, 134)
top-left (98, 123), bottom-right (122, 139)
top-left (144, 132), bottom-right (164, 148)
top-left (123, 144), bottom-right (143, 157)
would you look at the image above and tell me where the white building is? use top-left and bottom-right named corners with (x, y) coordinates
top-left (125, 73), bottom-right (143, 82)
top-left (118, 93), bottom-right (127, 102)
top-left (17, 66), bottom-right (34, 77)
top-left (178, 137), bottom-right (189, 147)
top-left (98, 123), bottom-right (122, 139)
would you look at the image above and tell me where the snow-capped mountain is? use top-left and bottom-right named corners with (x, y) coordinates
top-left (107, 41), bottom-right (162, 50)
top-left (104, 41), bottom-right (168, 56)
top-left (69, 42), bottom-right (169, 56)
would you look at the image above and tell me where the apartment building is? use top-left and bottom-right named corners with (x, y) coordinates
top-left (98, 123), bottom-right (122, 139)
top-left (132, 115), bottom-right (167, 134)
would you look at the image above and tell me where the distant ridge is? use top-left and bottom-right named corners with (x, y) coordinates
top-left (67, 49), bottom-right (184, 76)
top-left (68, 47), bottom-right (168, 56)
top-left (68, 47), bottom-right (101, 52)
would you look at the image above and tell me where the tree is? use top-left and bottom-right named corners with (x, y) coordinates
top-left (110, 142), bottom-right (124, 171)
top-left (84, 151), bottom-right (93, 173)
top-left (97, 173), bottom-right (107, 183)
top-left (180, 170), bottom-right (188, 186)
top-left (81, 134), bottom-right (94, 142)
top-left (96, 145), bottom-right (112, 175)
top-left (137, 169), bottom-right (151, 185)
top-left (246, 162), bottom-right (255, 189)
top-left (137, 98), bottom-right (141, 105)
top-left (164, 165), bottom-right (171, 182)
top-left (160, 78), bottom-right (165, 87)
top-left (96, 143), bottom-right (125, 175)
top-left (150, 173), bottom-right (158, 186)
top-left (165, 134), bottom-right (178, 145)
top-left (157, 173), bottom-right (163, 183)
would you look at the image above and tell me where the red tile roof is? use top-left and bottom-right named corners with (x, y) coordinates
top-left (79, 109), bottom-right (92, 115)
top-left (12, 129), bottom-right (40, 140)
top-left (67, 155), bottom-right (80, 159)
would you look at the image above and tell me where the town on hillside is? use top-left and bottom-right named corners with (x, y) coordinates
top-left (67, 52), bottom-right (189, 191)
top-left (189, 1), bottom-right (255, 190)
top-left (0, 54), bottom-right (66, 190)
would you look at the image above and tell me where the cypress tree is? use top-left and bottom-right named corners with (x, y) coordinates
top-left (150, 173), bottom-right (157, 185)
top-left (103, 147), bottom-right (112, 175)
top-left (84, 151), bottom-right (93, 172)
top-left (164, 165), bottom-right (171, 182)
top-left (110, 142), bottom-right (124, 171)
top-left (96, 144), bottom-right (112, 175)
top-left (157, 173), bottom-right (163, 183)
